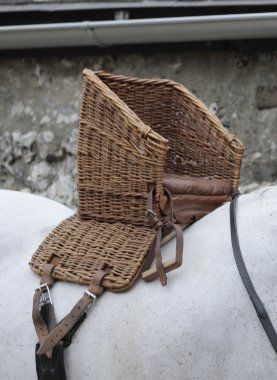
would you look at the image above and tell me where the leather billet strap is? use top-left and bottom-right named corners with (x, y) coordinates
top-left (33, 264), bottom-right (109, 358)
top-left (33, 264), bottom-right (56, 358)
top-left (35, 342), bottom-right (66, 380)
top-left (142, 187), bottom-right (184, 285)
top-left (230, 195), bottom-right (277, 355)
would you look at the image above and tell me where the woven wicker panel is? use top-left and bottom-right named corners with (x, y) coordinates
top-left (30, 214), bottom-right (155, 291)
top-left (30, 70), bottom-right (244, 291)
top-left (78, 69), bottom-right (168, 225)
top-left (95, 71), bottom-right (244, 191)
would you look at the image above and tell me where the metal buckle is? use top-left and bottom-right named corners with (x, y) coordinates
top-left (83, 290), bottom-right (97, 315)
top-left (84, 290), bottom-right (97, 300)
top-left (36, 283), bottom-right (52, 306)
top-left (146, 209), bottom-right (156, 219)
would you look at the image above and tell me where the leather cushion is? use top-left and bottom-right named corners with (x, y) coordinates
top-left (162, 173), bottom-right (231, 224)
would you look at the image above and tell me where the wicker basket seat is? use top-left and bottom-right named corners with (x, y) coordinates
top-left (30, 70), bottom-right (244, 292)
top-left (30, 214), bottom-right (155, 291)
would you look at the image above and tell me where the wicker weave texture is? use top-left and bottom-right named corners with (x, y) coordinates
top-left (95, 71), bottom-right (244, 191)
top-left (30, 70), bottom-right (244, 291)
top-left (78, 70), bottom-right (168, 225)
top-left (30, 214), bottom-right (155, 290)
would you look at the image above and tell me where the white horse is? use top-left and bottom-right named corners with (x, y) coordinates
top-left (0, 187), bottom-right (276, 380)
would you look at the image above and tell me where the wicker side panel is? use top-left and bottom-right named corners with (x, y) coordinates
top-left (162, 87), bottom-right (244, 191)
top-left (30, 214), bottom-right (156, 291)
top-left (78, 70), bottom-right (168, 225)
top-left (95, 72), bottom-right (244, 191)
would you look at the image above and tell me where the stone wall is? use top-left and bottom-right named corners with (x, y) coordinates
top-left (0, 50), bottom-right (276, 208)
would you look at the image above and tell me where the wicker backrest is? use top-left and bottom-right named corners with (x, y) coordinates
top-left (95, 71), bottom-right (244, 191)
top-left (78, 69), bottom-right (244, 226)
top-left (78, 69), bottom-right (168, 226)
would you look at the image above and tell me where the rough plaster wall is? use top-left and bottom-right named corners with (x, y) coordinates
top-left (0, 50), bottom-right (276, 207)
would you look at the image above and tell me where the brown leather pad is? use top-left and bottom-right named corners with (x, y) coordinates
top-left (163, 173), bottom-right (231, 196)
top-left (162, 173), bottom-right (231, 224)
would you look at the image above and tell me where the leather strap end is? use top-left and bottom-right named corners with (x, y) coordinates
top-left (160, 273), bottom-right (167, 286)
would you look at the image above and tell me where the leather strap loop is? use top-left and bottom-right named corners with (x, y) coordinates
top-left (40, 264), bottom-right (55, 287)
top-left (143, 186), bottom-right (184, 285)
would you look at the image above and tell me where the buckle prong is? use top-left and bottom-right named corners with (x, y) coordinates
top-left (36, 283), bottom-right (52, 306)
top-left (146, 209), bottom-right (156, 218)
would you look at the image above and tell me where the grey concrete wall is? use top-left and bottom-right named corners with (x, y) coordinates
top-left (0, 50), bottom-right (276, 207)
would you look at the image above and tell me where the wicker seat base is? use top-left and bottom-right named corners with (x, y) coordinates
top-left (30, 214), bottom-right (156, 292)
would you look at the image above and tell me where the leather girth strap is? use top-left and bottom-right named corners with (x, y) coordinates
top-left (142, 187), bottom-right (184, 286)
top-left (33, 264), bottom-right (109, 379)
top-left (230, 195), bottom-right (277, 355)
top-left (32, 187), bottom-right (183, 378)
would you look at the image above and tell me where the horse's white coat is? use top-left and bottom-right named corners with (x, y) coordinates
top-left (0, 188), bottom-right (276, 380)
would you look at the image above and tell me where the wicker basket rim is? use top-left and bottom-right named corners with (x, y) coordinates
top-left (83, 68), bottom-right (169, 146)
top-left (94, 70), bottom-right (244, 153)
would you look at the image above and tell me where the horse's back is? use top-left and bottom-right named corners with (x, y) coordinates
top-left (0, 187), bottom-right (276, 380)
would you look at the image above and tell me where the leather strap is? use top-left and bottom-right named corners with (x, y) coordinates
top-left (230, 195), bottom-right (277, 355)
top-left (32, 264), bottom-right (56, 358)
top-left (36, 269), bottom-right (107, 356)
top-left (142, 187), bottom-right (183, 285)
top-left (142, 222), bottom-right (183, 284)
top-left (33, 265), bottom-right (109, 360)
top-left (35, 342), bottom-right (66, 380)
